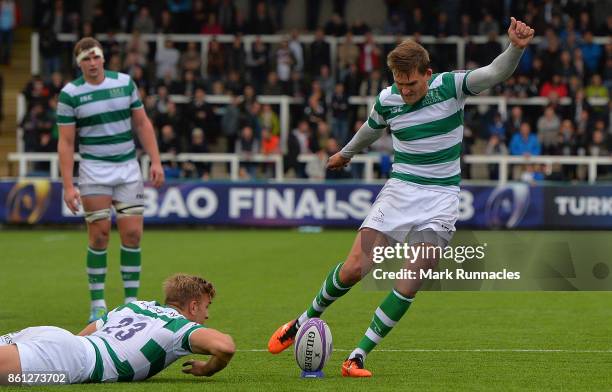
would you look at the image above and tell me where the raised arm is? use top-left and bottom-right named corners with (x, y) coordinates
top-left (466, 17), bottom-right (535, 94)
top-left (181, 328), bottom-right (235, 377)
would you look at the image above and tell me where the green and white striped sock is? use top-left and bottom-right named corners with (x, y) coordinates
top-left (120, 245), bottom-right (141, 303)
top-left (87, 247), bottom-right (107, 309)
top-left (351, 289), bottom-right (414, 360)
top-left (297, 263), bottom-right (354, 326)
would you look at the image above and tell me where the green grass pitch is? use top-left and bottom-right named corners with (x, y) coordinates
top-left (1, 229), bottom-right (611, 391)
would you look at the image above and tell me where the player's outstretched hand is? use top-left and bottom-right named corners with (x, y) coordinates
top-left (326, 152), bottom-right (351, 170)
top-left (150, 162), bottom-right (165, 188)
top-left (63, 186), bottom-right (81, 214)
top-left (508, 16), bottom-right (535, 49)
top-left (182, 359), bottom-right (214, 377)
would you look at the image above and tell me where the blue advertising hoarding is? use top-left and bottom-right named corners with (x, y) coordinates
top-left (0, 180), bottom-right (609, 228)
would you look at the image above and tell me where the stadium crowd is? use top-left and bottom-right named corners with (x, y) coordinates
top-left (20, 0), bottom-right (612, 181)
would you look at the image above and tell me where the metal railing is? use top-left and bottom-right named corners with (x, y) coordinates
top-left (8, 152), bottom-right (612, 184)
top-left (31, 32), bottom-right (610, 77)
top-left (15, 93), bottom-right (609, 157)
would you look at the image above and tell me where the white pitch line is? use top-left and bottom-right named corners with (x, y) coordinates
top-left (237, 348), bottom-right (612, 353)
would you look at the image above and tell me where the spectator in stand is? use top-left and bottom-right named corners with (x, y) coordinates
top-left (585, 74), bottom-right (608, 100)
top-left (510, 122), bottom-right (541, 156)
top-left (248, 1), bottom-right (275, 35)
top-left (155, 39), bottom-right (180, 80)
top-left (359, 69), bottom-right (387, 98)
top-left (555, 50), bottom-right (577, 82)
top-left (432, 11), bottom-right (452, 38)
top-left (580, 31), bottom-right (602, 75)
top-left (351, 18), bottom-right (370, 36)
top-left (275, 39), bottom-right (293, 91)
top-left (288, 30), bottom-right (304, 73)
top-left (259, 104), bottom-right (280, 136)
top-left (589, 128), bottom-right (608, 178)
top-left (21, 103), bottom-right (52, 152)
top-left (172, 70), bottom-right (199, 96)
top-left (324, 13), bottom-right (347, 37)
top-left (260, 127), bottom-right (280, 178)
top-left (342, 62), bottom-right (361, 97)
top-left (478, 11), bottom-right (499, 36)
top-left (217, 0), bottom-right (236, 33)
top-left (262, 71), bottom-right (283, 95)
top-left (132, 6), bottom-right (154, 34)
top-left (536, 105), bottom-right (561, 154)
top-left (156, 100), bottom-right (186, 145)
top-left (39, 26), bottom-right (61, 76)
top-left (330, 82), bottom-right (349, 144)
top-left (46, 71), bottom-right (64, 97)
top-left (487, 112), bottom-right (507, 142)
top-left (288, 70), bottom-right (306, 98)
top-left (314, 120), bottom-right (331, 154)
top-left (261, 127), bottom-right (280, 155)
top-left (247, 36), bottom-right (269, 94)
top-left (207, 37), bottom-right (225, 81)
top-left (505, 106), bottom-right (524, 142)
top-left (226, 34), bottom-right (246, 75)
top-left (539, 74), bottom-right (568, 98)
top-left (158, 123), bottom-right (181, 154)
top-left (309, 28), bottom-right (330, 76)
top-left (0, 0), bottom-right (17, 64)
top-left (304, 91), bottom-right (326, 133)
top-left (180, 42), bottom-right (202, 75)
top-left (187, 87), bottom-right (217, 135)
top-left (201, 13), bottom-right (223, 35)
top-left (359, 32), bottom-right (381, 75)
top-left (485, 134), bottom-right (508, 180)
top-left (235, 125), bottom-right (259, 179)
top-left (157, 10), bottom-right (173, 34)
top-left (287, 119), bottom-right (314, 178)
top-left (458, 13), bottom-right (477, 37)
top-left (383, 11), bottom-right (405, 35)
top-left (182, 128), bottom-right (211, 179)
top-left (221, 93), bottom-right (241, 153)
top-left (125, 30), bottom-right (148, 67)
top-left (22, 75), bottom-right (50, 109)
top-left (317, 64), bottom-right (335, 101)
top-left (568, 89), bottom-right (591, 124)
top-left (337, 32), bottom-right (359, 77)
top-left (158, 125), bottom-right (182, 180)
top-left (406, 7), bottom-right (426, 35)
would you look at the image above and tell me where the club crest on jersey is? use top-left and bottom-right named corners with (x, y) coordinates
top-left (421, 89), bottom-right (443, 106)
top-left (109, 87), bottom-right (125, 98)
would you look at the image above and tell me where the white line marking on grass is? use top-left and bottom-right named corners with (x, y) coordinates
top-left (238, 349), bottom-right (612, 353)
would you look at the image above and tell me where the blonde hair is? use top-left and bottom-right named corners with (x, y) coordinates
top-left (386, 39), bottom-right (430, 76)
top-left (163, 274), bottom-right (216, 307)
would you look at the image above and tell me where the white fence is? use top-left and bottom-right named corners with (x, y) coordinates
top-left (15, 92), bottom-right (609, 155)
top-left (8, 152), bottom-right (612, 184)
top-left (31, 32), bottom-right (610, 77)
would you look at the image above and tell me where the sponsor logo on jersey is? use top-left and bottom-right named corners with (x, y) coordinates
top-left (80, 94), bottom-right (93, 103)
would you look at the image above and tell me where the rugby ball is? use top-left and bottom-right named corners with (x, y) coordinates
top-left (294, 318), bottom-right (333, 372)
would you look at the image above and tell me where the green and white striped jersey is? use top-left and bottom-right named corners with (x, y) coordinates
top-left (86, 301), bottom-right (205, 382)
top-left (56, 71), bottom-right (143, 163)
top-left (368, 71), bottom-right (475, 192)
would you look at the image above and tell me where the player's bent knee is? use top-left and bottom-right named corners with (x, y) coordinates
top-left (84, 208), bottom-right (111, 223)
top-left (115, 202), bottom-right (144, 218)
